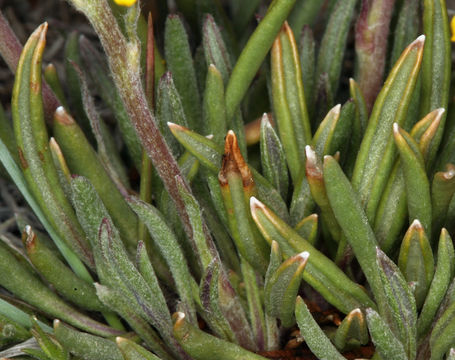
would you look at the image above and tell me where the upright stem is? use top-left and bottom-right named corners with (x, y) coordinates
top-left (138, 12), bottom-right (155, 246)
top-left (67, 0), bottom-right (197, 242)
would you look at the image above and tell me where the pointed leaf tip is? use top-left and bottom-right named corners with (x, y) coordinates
top-left (415, 34), bottom-right (425, 44)
top-left (56, 106), bottom-right (65, 115)
top-left (249, 196), bottom-right (263, 210)
top-left (172, 312), bottom-right (186, 325)
top-left (167, 121), bottom-right (183, 130)
top-left (305, 145), bottom-right (317, 162)
top-left (297, 251), bottom-right (310, 261)
top-left (436, 108), bottom-right (446, 116)
top-left (393, 122), bottom-right (400, 133)
top-left (410, 219), bottom-right (423, 229)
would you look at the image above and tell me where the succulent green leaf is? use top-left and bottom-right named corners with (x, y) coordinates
top-left (289, 168), bottom-right (314, 225)
top-left (241, 259), bottom-right (266, 350)
top-left (333, 308), bottom-right (369, 351)
top-left (312, 104), bottom-right (339, 155)
top-left (12, 23), bottom-right (94, 269)
top-left (429, 298), bottom-right (455, 360)
top-left (173, 312), bottom-right (268, 360)
top-left (127, 197), bottom-right (197, 324)
top-left (420, 0), bottom-right (451, 167)
top-left (71, 176), bottom-right (175, 340)
top-left (316, 0), bottom-right (357, 98)
top-left (23, 226), bottom-right (105, 312)
top-left (64, 31), bottom-right (91, 136)
top-left (298, 25), bottom-right (316, 116)
top-left (29, 317), bottom-right (68, 360)
top-left (95, 284), bottom-right (173, 360)
top-left (0, 241), bottom-right (119, 337)
top-left (323, 155), bottom-right (386, 312)
top-left (264, 251), bottom-right (309, 327)
top-left (352, 35), bottom-right (425, 224)
top-left (418, 229), bottom-right (455, 339)
top-left (0, 135), bottom-right (91, 283)
top-left (199, 259), bottom-right (241, 344)
top-left (43, 64), bottom-right (68, 109)
top-left (376, 248), bottom-right (417, 359)
top-left (203, 15), bottom-right (232, 85)
top-left (203, 65), bottom-right (227, 145)
top-left (177, 176), bottom-right (217, 271)
top-left (295, 296), bottom-right (346, 360)
top-left (365, 308), bottom-right (408, 360)
top-left (54, 320), bottom-right (123, 360)
top-left (164, 14), bottom-right (201, 131)
top-left (21, 348), bottom-right (54, 360)
top-left (263, 241), bottom-right (281, 351)
top-left (205, 259), bottom-right (257, 350)
top-left (270, 21), bottom-right (311, 182)
top-left (398, 220), bottom-right (434, 309)
top-left (156, 72), bottom-right (188, 157)
top-left (432, 164), bottom-right (455, 238)
top-left (250, 196), bottom-right (375, 313)
top-left (416, 108), bottom-right (445, 167)
top-left (373, 108), bottom-right (443, 252)
top-left (135, 242), bottom-right (171, 326)
top-left (305, 145), bottom-right (342, 243)
top-left (0, 296), bottom-right (50, 333)
top-left (398, 220), bottom-right (434, 308)
top-left (219, 132), bottom-right (269, 273)
top-left (260, 114), bottom-right (289, 200)
top-left (168, 123), bottom-right (289, 220)
top-left (314, 100), bottom-right (355, 164)
top-left (116, 337), bottom-right (162, 360)
top-left (225, 0), bottom-right (297, 120)
top-left (168, 122), bottom-right (222, 173)
top-left (346, 80), bottom-right (368, 176)
top-left (393, 123), bottom-right (432, 236)
top-left (53, 107), bottom-right (138, 250)
top-left (294, 213), bottom-right (318, 246)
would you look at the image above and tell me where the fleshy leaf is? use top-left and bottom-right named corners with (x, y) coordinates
top-left (264, 251), bottom-right (309, 327)
top-left (295, 296), bottom-right (345, 360)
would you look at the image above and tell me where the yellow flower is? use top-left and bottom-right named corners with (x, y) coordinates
top-left (451, 16), bottom-right (455, 42)
top-left (113, 0), bottom-right (137, 6)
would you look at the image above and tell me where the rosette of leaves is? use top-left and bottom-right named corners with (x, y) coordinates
top-left (0, 0), bottom-right (454, 359)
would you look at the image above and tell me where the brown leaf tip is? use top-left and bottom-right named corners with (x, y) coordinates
top-left (305, 145), bottom-right (322, 178)
top-left (443, 164), bottom-right (455, 179)
top-left (23, 225), bottom-right (36, 250)
top-left (410, 219), bottom-right (423, 230)
top-left (172, 311), bottom-right (186, 325)
top-left (219, 131), bottom-right (254, 188)
top-left (54, 106), bottom-right (74, 125)
top-left (167, 121), bottom-right (187, 133)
